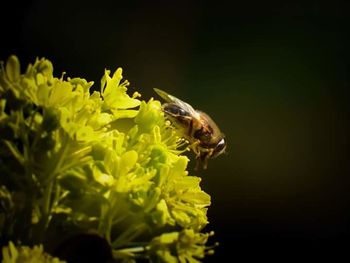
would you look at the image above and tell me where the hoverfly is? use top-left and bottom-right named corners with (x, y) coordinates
top-left (154, 88), bottom-right (226, 169)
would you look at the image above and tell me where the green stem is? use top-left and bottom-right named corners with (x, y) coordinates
top-left (112, 245), bottom-right (150, 261)
top-left (3, 140), bottom-right (24, 165)
top-left (59, 156), bottom-right (92, 172)
top-left (67, 146), bottom-right (91, 159)
top-left (36, 134), bottom-right (70, 242)
top-left (45, 133), bottom-right (70, 183)
top-left (115, 246), bottom-right (148, 254)
top-left (98, 203), bottom-right (113, 242)
top-left (112, 223), bottom-right (147, 248)
top-left (42, 179), bottom-right (54, 226)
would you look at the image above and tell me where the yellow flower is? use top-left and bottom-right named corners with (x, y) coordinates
top-left (2, 242), bottom-right (66, 263)
top-left (0, 55), bottom-right (215, 262)
top-left (148, 229), bottom-right (215, 263)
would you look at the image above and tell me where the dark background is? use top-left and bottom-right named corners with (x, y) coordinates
top-left (1, 0), bottom-right (350, 261)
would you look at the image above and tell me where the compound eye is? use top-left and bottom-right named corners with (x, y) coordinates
top-left (212, 137), bottom-right (226, 158)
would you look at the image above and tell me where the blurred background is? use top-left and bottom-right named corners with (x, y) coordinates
top-left (1, 0), bottom-right (350, 261)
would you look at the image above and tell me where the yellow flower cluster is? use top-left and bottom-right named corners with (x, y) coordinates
top-left (0, 56), bottom-right (214, 262)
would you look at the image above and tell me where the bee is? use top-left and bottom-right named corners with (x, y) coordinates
top-left (154, 88), bottom-right (226, 169)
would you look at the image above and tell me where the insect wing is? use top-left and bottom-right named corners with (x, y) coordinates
top-left (154, 88), bottom-right (200, 119)
top-left (153, 88), bottom-right (175, 102)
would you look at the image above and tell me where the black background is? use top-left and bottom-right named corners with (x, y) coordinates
top-left (1, 1), bottom-right (350, 261)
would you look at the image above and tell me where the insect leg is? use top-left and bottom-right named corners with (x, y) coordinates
top-left (189, 140), bottom-right (201, 158)
top-left (195, 158), bottom-right (201, 171)
top-left (201, 149), bottom-right (214, 170)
